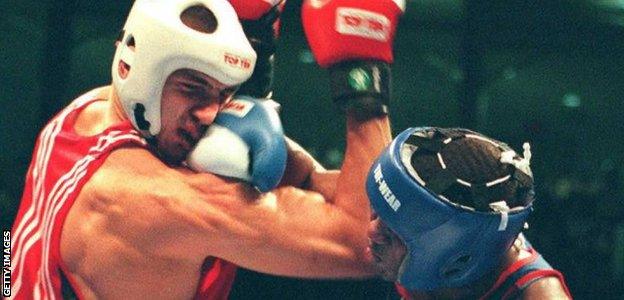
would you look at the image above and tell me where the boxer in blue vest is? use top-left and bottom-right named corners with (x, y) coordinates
top-left (366, 127), bottom-right (572, 300)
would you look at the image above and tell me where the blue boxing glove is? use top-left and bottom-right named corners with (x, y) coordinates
top-left (186, 96), bottom-right (287, 192)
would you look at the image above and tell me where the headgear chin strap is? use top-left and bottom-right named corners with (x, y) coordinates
top-left (112, 0), bottom-right (257, 137)
top-left (366, 127), bottom-right (534, 291)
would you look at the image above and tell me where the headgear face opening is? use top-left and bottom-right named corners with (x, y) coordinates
top-left (112, 0), bottom-right (257, 137)
top-left (366, 127), bottom-right (534, 291)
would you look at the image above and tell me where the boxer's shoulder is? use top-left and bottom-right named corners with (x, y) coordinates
top-left (72, 86), bottom-right (121, 136)
top-left (75, 148), bottom-right (151, 212)
top-left (73, 100), bottom-right (108, 135)
top-left (88, 146), bottom-right (169, 196)
top-left (87, 146), bottom-right (256, 215)
top-left (72, 148), bottom-right (187, 249)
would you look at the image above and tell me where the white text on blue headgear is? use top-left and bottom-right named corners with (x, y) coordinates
top-left (374, 164), bottom-right (401, 211)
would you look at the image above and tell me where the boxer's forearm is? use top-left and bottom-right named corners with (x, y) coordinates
top-left (334, 114), bottom-right (392, 221)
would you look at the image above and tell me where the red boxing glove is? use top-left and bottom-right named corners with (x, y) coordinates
top-left (230, 0), bottom-right (283, 21)
top-left (302, 0), bottom-right (405, 68)
top-left (229, 0), bottom-right (285, 36)
top-left (302, 0), bottom-right (405, 120)
top-left (229, 0), bottom-right (286, 98)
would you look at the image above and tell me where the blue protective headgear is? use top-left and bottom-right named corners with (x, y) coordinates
top-left (366, 127), bottom-right (534, 291)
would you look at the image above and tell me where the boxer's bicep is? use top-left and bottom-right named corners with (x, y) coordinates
top-left (205, 186), bottom-right (374, 278)
top-left (140, 171), bottom-right (267, 260)
top-left (95, 148), bottom-right (371, 276)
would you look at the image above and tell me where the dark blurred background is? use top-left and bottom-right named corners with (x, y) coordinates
top-left (1, 0), bottom-right (623, 299)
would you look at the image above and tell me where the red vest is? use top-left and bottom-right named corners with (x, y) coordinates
top-left (478, 247), bottom-right (571, 300)
top-left (10, 91), bottom-right (237, 299)
top-left (395, 245), bottom-right (571, 300)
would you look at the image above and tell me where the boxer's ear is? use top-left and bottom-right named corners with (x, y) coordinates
top-left (118, 61), bottom-right (130, 79)
top-left (117, 36), bottom-right (135, 80)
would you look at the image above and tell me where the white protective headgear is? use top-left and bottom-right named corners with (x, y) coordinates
top-left (112, 0), bottom-right (257, 137)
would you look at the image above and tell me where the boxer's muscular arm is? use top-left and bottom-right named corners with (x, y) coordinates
top-left (217, 115), bottom-right (390, 277)
top-left (92, 114), bottom-right (388, 278)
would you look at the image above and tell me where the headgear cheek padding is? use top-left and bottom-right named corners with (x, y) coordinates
top-left (366, 127), bottom-right (533, 291)
top-left (112, 0), bottom-right (257, 137)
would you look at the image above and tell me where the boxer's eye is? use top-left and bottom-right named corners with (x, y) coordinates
top-left (180, 83), bottom-right (203, 93)
top-left (180, 83), bottom-right (211, 101)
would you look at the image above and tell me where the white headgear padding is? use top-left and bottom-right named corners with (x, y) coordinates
top-left (186, 124), bottom-right (252, 181)
top-left (112, 0), bottom-right (257, 137)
